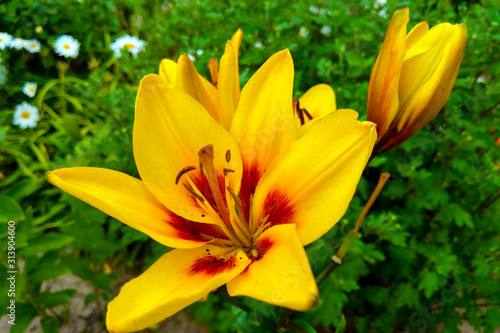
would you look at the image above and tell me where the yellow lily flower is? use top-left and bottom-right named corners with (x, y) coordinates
top-left (47, 50), bottom-right (376, 332)
top-left (159, 29), bottom-right (243, 131)
top-left (367, 8), bottom-right (467, 153)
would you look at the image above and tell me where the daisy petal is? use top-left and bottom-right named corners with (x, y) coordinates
top-left (251, 110), bottom-right (376, 245)
top-left (227, 224), bottom-right (318, 311)
top-left (107, 245), bottom-right (250, 332)
top-left (47, 167), bottom-right (208, 248)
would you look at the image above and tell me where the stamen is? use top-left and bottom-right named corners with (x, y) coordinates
top-left (199, 162), bottom-right (204, 177)
top-left (199, 145), bottom-right (251, 247)
top-left (175, 166), bottom-right (196, 185)
top-left (294, 99), bottom-right (306, 126)
top-left (183, 183), bottom-right (205, 203)
top-left (226, 186), bottom-right (241, 206)
top-left (198, 145), bottom-right (229, 221)
top-left (303, 108), bottom-right (313, 120)
top-left (209, 59), bottom-right (219, 87)
top-left (223, 168), bottom-right (235, 177)
top-left (225, 150), bottom-right (231, 163)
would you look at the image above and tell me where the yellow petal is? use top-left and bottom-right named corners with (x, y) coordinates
top-left (230, 49), bottom-right (296, 175)
top-left (230, 29), bottom-right (243, 58)
top-left (405, 21), bottom-right (429, 51)
top-left (107, 245), bottom-right (250, 332)
top-left (251, 110), bottom-right (376, 245)
top-left (296, 83), bottom-right (336, 129)
top-left (46, 167), bottom-right (207, 248)
top-left (159, 59), bottom-right (177, 87)
top-left (367, 7), bottom-right (409, 141)
top-left (176, 54), bottom-right (219, 121)
top-left (381, 24), bottom-right (467, 152)
top-left (218, 42), bottom-right (238, 130)
top-left (229, 28), bottom-right (243, 103)
top-left (227, 224), bottom-right (318, 311)
top-left (133, 74), bottom-right (242, 225)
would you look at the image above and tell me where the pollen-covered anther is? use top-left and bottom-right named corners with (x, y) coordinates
top-left (225, 150), bottom-right (231, 163)
top-left (175, 166), bottom-right (197, 185)
top-left (182, 183), bottom-right (205, 203)
top-left (227, 186), bottom-right (241, 206)
top-left (294, 99), bottom-right (313, 125)
top-left (223, 168), bottom-right (235, 177)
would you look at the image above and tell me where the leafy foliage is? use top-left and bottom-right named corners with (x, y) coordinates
top-left (0, 0), bottom-right (499, 332)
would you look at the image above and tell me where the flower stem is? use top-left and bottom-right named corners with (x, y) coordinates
top-left (317, 172), bottom-right (390, 285)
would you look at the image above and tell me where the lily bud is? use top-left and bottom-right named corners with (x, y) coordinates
top-left (367, 8), bottom-right (467, 153)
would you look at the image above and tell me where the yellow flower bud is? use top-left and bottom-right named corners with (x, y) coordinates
top-left (367, 8), bottom-right (467, 153)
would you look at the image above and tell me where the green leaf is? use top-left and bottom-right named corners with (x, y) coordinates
top-left (62, 113), bottom-right (82, 140)
top-left (10, 303), bottom-right (37, 333)
top-left (29, 264), bottom-right (72, 283)
top-left (38, 289), bottom-right (77, 308)
top-left (294, 319), bottom-right (317, 333)
top-left (0, 195), bottom-right (25, 222)
top-left (18, 233), bottom-right (74, 257)
top-left (335, 315), bottom-right (346, 333)
top-left (418, 270), bottom-right (440, 298)
top-left (42, 316), bottom-right (59, 333)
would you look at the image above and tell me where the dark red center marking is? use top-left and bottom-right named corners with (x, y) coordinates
top-left (261, 189), bottom-right (295, 228)
top-left (254, 236), bottom-right (274, 261)
top-left (166, 210), bottom-right (229, 241)
top-left (238, 162), bottom-right (262, 224)
top-left (189, 255), bottom-right (237, 275)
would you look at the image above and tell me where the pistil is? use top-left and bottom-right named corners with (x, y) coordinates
top-left (198, 145), bottom-right (251, 247)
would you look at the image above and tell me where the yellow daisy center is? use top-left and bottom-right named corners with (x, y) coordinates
top-left (29, 88), bottom-right (34, 92)
top-left (21, 112), bottom-right (31, 119)
top-left (125, 43), bottom-right (135, 49)
top-left (31, 44), bottom-right (36, 48)
top-left (0, 38), bottom-right (3, 42)
top-left (64, 44), bottom-right (70, 49)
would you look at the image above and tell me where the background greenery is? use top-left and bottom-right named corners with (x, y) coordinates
top-left (1, 0), bottom-right (499, 332)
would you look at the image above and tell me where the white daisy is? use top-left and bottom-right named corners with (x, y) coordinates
top-left (13, 102), bottom-right (39, 129)
top-left (22, 82), bottom-right (37, 97)
top-left (0, 32), bottom-right (13, 50)
top-left (110, 34), bottom-right (146, 58)
top-left (0, 64), bottom-right (7, 84)
top-left (187, 53), bottom-right (196, 62)
top-left (25, 39), bottom-right (41, 53)
top-left (320, 25), bottom-right (332, 36)
top-left (53, 34), bottom-right (80, 58)
top-left (196, 48), bottom-right (204, 56)
top-left (309, 5), bottom-right (320, 14)
top-left (254, 41), bottom-right (263, 49)
top-left (11, 38), bottom-right (26, 50)
top-left (299, 26), bottom-right (310, 38)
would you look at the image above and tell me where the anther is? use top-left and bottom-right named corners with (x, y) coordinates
top-left (225, 150), bottom-right (231, 163)
top-left (227, 186), bottom-right (242, 206)
top-left (182, 183), bottom-right (205, 203)
top-left (223, 168), bottom-right (235, 177)
top-left (175, 166), bottom-right (196, 185)
top-left (294, 99), bottom-right (305, 126)
top-left (303, 108), bottom-right (313, 120)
